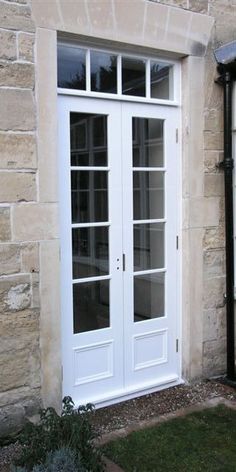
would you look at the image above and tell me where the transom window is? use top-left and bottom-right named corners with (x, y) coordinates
top-left (57, 43), bottom-right (176, 101)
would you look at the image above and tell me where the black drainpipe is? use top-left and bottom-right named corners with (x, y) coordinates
top-left (216, 65), bottom-right (235, 380)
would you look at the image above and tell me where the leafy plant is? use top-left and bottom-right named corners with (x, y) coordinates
top-left (13, 447), bottom-right (85, 472)
top-left (14, 397), bottom-right (104, 472)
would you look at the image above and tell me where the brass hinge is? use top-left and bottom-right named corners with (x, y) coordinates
top-left (176, 339), bottom-right (179, 353)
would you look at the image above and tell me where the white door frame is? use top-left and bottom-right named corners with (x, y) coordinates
top-left (58, 95), bottom-right (182, 408)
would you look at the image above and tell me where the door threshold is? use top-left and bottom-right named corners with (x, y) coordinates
top-left (74, 375), bottom-right (184, 409)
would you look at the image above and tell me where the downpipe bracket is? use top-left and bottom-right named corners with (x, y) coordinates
top-left (216, 158), bottom-right (234, 170)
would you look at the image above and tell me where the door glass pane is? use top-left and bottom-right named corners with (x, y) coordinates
top-left (57, 45), bottom-right (86, 90)
top-left (122, 57), bottom-right (146, 97)
top-left (71, 170), bottom-right (108, 223)
top-left (72, 227), bottom-right (109, 279)
top-left (91, 51), bottom-right (117, 93)
top-left (70, 113), bottom-right (107, 166)
top-left (151, 62), bottom-right (173, 100)
top-left (133, 118), bottom-right (164, 167)
top-left (134, 223), bottom-right (164, 271)
top-left (133, 171), bottom-right (164, 220)
top-left (73, 280), bottom-right (109, 333)
top-left (134, 273), bottom-right (165, 322)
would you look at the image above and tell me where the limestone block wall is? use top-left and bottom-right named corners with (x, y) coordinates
top-left (0, 0), bottom-right (41, 436)
top-left (156, 0), bottom-right (230, 376)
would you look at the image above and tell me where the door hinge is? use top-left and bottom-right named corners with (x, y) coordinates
top-left (61, 365), bottom-right (63, 381)
top-left (176, 339), bottom-right (179, 353)
top-left (176, 235), bottom-right (179, 250)
top-left (122, 254), bottom-right (126, 271)
top-left (176, 128), bottom-right (179, 143)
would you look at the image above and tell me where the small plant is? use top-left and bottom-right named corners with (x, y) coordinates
top-left (13, 447), bottom-right (85, 472)
top-left (14, 397), bottom-right (104, 472)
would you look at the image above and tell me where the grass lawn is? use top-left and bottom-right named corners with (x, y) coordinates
top-left (101, 405), bottom-right (236, 472)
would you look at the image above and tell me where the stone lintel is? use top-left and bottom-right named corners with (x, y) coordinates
top-left (32, 0), bottom-right (214, 58)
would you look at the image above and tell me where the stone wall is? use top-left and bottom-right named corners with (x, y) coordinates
top-left (0, 0), bottom-right (234, 437)
top-left (155, 0), bottom-right (230, 375)
top-left (0, 0), bottom-right (41, 437)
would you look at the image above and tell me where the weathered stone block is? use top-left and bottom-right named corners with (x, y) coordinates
top-left (204, 150), bottom-right (223, 173)
top-left (188, 0), bottom-right (208, 13)
top-left (204, 57), bottom-right (223, 109)
top-left (12, 203), bottom-right (59, 241)
top-left (203, 249), bottom-right (225, 279)
top-left (0, 2), bottom-right (35, 32)
top-left (0, 133), bottom-right (37, 169)
top-left (154, 0), bottom-right (187, 7)
top-left (203, 338), bottom-right (226, 377)
top-left (8, 0), bottom-right (29, 4)
top-left (0, 393), bottom-right (41, 438)
top-left (204, 131), bottom-right (224, 151)
top-left (0, 309), bottom-right (39, 352)
top-left (189, 196), bottom-right (220, 228)
top-left (0, 30), bottom-right (16, 60)
top-left (21, 242), bottom-right (39, 273)
top-left (204, 173), bottom-right (224, 197)
top-left (0, 404), bottom-right (25, 437)
top-left (0, 244), bottom-right (21, 276)
top-left (204, 108), bottom-right (223, 133)
top-left (203, 276), bottom-right (226, 310)
top-left (203, 225), bottom-right (225, 250)
top-left (0, 348), bottom-right (39, 392)
top-left (0, 172), bottom-right (36, 203)
top-left (203, 307), bottom-right (226, 343)
top-left (0, 275), bottom-right (31, 313)
top-left (0, 89), bottom-right (35, 131)
top-left (0, 207), bottom-right (11, 241)
top-left (18, 32), bottom-right (35, 62)
top-left (0, 62), bottom-right (34, 88)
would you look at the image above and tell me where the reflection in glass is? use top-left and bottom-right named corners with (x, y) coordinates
top-left (133, 171), bottom-right (164, 220)
top-left (151, 62), bottom-right (173, 100)
top-left (70, 113), bottom-right (107, 166)
top-left (134, 223), bottom-right (164, 271)
top-left (72, 227), bottom-right (109, 279)
top-left (57, 45), bottom-right (86, 90)
top-left (91, 51), bottom-right (117, 93)
top-left (73, 280), bottom-right (109, 333)
top-left (71, 171), bottom-right (108, 223)
top-left (132, 118), bottom-right (164, 167)
top-left (134, 272), bottom-right (165, 322)
top-left (122, 57), bottom-right (146, 97)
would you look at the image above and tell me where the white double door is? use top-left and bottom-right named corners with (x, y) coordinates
top-left (59, 95), bottom-right (180, 406)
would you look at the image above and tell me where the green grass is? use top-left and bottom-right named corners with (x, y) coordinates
top-left (101, 405), bottom-right (236, 472)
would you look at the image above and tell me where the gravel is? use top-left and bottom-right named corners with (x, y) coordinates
top-left (91, 379), bottom-right (236, 435)
top-left (1, 379), bottom-right (236, 471)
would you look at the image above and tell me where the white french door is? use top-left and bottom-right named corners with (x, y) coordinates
top-left (58, 95), bottom-right (180, 407)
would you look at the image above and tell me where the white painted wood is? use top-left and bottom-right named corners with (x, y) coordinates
top-left (58, 95), bottom-right (181, 406)
top-left (58, 96), bottom-right (124, 406)
top-left (122, 101), bottom-right (180, 391)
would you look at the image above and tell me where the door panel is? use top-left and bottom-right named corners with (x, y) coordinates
top-left (59, 96), bottom-right (124, 405)
top-left (59, 96), bottom-right (179, 406)
top-left (122, 102), bottom-right (178, 390)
